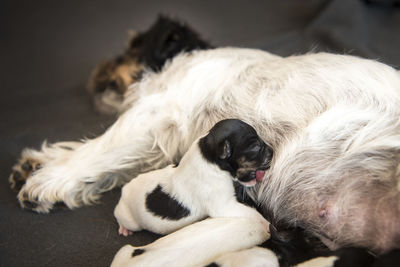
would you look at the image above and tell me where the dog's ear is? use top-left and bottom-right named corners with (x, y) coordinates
top-left (128, 15), bottom-right (211, 72)
top-left (219, 140), bottom-right (232, 159)
top-left (151, 16), bottom-right (210, 70)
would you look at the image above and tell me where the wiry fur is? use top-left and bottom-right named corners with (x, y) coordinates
top-left (13, 48), bottom-right (400, 255)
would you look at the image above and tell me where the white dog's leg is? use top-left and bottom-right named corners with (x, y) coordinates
top-left (9, 141), bottom-right (82, 191)
top-left (17, 97), bottom-right (187, 213)
top-left (111, 217), bottom-right (270, 267)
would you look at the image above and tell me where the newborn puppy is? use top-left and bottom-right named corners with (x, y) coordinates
top-left (262, 225), bottom-right (375, 267)
top-left (114, 119), bottom-right (273, 236)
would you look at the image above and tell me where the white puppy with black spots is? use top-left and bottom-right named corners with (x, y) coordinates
top-left (114, 119), bottom-right (272, 236)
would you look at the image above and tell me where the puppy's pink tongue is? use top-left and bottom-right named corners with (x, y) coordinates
top-left (256, 170), bottom-right (265, 182)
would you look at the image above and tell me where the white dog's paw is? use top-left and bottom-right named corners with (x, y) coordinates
top-left (16, 170), bottom-right (65, 213)
top-left (10, 142), bottom-right (79, 192)
top-left (16, 164), bottom-right (88, 213)
top-left (9, 154), bottom-right (43, 191)
top-left (11, 142), bottom-right (83, 212)
top-left (17, 187), bottom-right (55, 213)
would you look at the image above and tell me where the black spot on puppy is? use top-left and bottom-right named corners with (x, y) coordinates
top-left (59, 145), bottom-right (73, 151)
top-left (131, 249), bottom-right (145, 257)
top-left (146, 185), bottom-right (191, 220)
top-left (204, 263), bottom-right (220, 267)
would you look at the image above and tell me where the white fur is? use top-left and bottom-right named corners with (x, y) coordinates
top-left (114, 138), bottom-right (269, 235)
top-left (111, 217), bottom-right (270, 267)
top-left (210, 247), bottom-right (279, 267)
top-left (295, 256), bottom-right (338, 267)
top-left (16, 48), bottom-right (400, 257)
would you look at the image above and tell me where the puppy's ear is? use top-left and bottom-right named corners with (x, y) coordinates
top-left (219, 140), bottom-right (232, 159)
top-left (151, 16), bottom-right (210, 69)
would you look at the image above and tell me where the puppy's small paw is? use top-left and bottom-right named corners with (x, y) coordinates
top-left (119, 225), bottom-right (133, 237)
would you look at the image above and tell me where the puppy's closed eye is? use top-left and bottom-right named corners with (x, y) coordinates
top-left (219, 140), bottom-right (232, 159)
top-left (248, 142), bottom-right (261, 153)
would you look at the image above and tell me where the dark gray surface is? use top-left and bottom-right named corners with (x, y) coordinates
top-left (1, 0), bottom-right (399, 266)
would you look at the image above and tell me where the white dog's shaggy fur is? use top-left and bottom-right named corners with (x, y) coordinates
top-left (13, 48), bottom-right (400, 260)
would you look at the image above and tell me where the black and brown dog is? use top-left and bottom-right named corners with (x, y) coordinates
top-left (87, 15), bottom-right (211, 114)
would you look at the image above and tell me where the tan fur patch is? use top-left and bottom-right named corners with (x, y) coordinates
top-left (236, 156), bottom-right (258, 178)
top-left (113, 60), bottom-right (143, 93)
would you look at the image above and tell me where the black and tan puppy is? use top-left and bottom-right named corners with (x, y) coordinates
top-left (261, 225), bottom-right (375, 267)
top-left (87, 15), bottom-right (211, 114)
top-left (114, 119), bottom-right (272, 236)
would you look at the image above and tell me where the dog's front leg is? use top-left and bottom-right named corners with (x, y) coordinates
top-left (111, 217), bottom-right (270, 267)
top-left (9, 141), bottom-right (83, 192)
top-left (16, 97), bottom-right (187, 213)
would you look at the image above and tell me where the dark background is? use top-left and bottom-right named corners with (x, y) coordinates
top-left (1, 0), bottom-right (399, 266)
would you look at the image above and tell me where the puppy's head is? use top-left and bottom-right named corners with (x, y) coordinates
top-left (199, 119), bottom-right (273, 187)
top-left (263, 225), bottom-right (328, 266)
top-left (128, 15), bottom-right (211, 72)
top-left (87, 15), bottom-right (211, 114)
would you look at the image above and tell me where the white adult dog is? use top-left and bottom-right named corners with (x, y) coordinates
top-left (11, 48), bottom-right (400, 260)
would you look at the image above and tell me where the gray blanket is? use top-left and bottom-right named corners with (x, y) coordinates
top-left (1, 0), bottom-right (399, 266)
